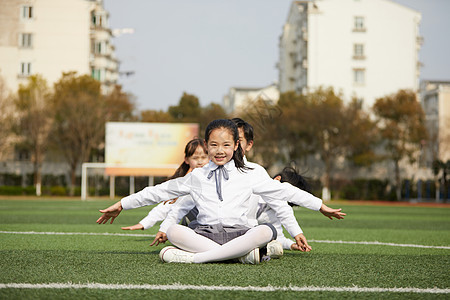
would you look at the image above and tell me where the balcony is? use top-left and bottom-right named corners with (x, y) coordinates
top-left (352, 55), bottom-right (366, 60)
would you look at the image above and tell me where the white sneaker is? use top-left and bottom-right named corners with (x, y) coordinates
top-left (159, 246), bottom-right (194, 263)
top-left (238, 248), bottom-right (260, 264)
top-left (266, 240), bottom-right (283, 259)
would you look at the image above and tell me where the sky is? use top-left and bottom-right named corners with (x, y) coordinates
top-left (103, 0), bottom-right (450, 112)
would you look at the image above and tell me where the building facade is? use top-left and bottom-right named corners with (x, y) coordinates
top-left (0, 0), bottom-right (118, 95)
top-left (420, 80), bottom-right (450, 166)
top-left (0, 0), bottom-right (119, 188)
top-left (223, 83), bottom-right (280, 114)
top-left (278, 0), bottom-right (422, 108)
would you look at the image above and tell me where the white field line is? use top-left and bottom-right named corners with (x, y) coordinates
top-left (0, 231), bottom-right (155, 238)
top-left (0, 283), bottom-right (448, 294)
top-left (0, 231), bottom-right (449, 249)
top-left (309, 239), bottom-right (450, 250)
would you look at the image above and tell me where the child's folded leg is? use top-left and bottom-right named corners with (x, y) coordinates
top-left (166, 224), bottom-right (221, 252)
top-left (193, 224), bottom-right (273, 263)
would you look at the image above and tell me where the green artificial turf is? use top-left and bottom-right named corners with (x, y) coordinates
top-left (0, 198), bottom-right (449, 299)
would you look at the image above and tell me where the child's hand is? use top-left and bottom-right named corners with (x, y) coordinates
top-left (294, 233), bottom-right (312, 252)
top-left (150, 231), bottom-right (167, 246)
top-left (290, 243), bottom-right (302, 251)
top-left (121, 224), bottom-right (144, 230)
top-left (319, 204), bottom-right (346, 220)
top-left (96, 201), bottom-right (123, 224)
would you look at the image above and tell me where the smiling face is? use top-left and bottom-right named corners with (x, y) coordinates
top-left (206, 127), bottom-right (239, 166)
top-left (185, 145), bottom-right (209, 170)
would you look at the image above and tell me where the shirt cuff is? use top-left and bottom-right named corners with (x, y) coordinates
top-left (287, 223), bottom-right (303, 238)
top-left (120, 196), bottom-right (137, 210)
top-left (139, 217), bottom-right (154, 230)
top-left (159, 221), bottom-right (171, 233)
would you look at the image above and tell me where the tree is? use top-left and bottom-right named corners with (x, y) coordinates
top-left (342, 98), bottom-right (379, 167)
top-left (432, 159), bottom-right (450, 203)
top-left (51, 72), bottom-right (108, 195)
top-left (238, 96), bottom-right (284, 168)
top-left (168, 92), bottom-right (201, 122)
top-left (141, 109), bottom-right (173, 122)
top-left (198, 103), bottom-right (227, 136)
top-left (104, 85), bottom-right (137, 122)
top-left (143, 96), bottom-right (225, 137)
top-left (373, 89), bottom-right (428, 200)
top-left (0, 76), bottom-right (15, 161)
top-left (294, 88), bottom-right (352, 200)
top-left (423, 110), bottom-right (450, 202)
top-left (251, 88), bottom-right (378, 200)
top-left (14, 75), bottom-right (53, 195)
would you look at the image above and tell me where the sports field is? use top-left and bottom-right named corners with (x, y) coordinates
top-left (0, 198), bottom-right (449, 299)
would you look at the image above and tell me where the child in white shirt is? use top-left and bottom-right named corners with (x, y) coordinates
top-left (152, 118), bottom-right (345, 255)
top-left (121, 138), bottom-right (208, 231)
top-left (230, 117), bottom-right (344, 251)
top-left (97, 119), bottom-right (329, 264)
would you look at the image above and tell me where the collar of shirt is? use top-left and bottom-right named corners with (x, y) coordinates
top-left (205, 159), bottom-right (235, 176)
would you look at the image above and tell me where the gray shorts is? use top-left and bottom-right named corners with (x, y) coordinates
top-left (194, 224), bottom-right (251, 245)
top-left (193, 223), bottom-right (277, 245)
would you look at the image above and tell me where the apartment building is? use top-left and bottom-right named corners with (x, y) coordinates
top-left (420, 80), bottom-right (450, 165)
top-left (0, 0), bottom-right (118, 95)
top-left (223, 83), bottom-right (280, 114)
top-left (278, 0), bottom-right (422, 108)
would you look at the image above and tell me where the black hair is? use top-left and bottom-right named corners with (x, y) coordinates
top-left (168, 138), bottom-right (207, 179)
top-left (231, 117), bottom-right (254, 142)
top-left (204, 119), bottom-right (251, 172)
top-left (275, 167), bottom-right (312, 206)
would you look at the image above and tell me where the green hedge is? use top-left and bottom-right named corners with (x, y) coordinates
top-left (339, 179), bottom-right (392, 200)
top-left (1, 177), bottom-right (437, 200)
top-left (0, 186), bottom-right (36, 195)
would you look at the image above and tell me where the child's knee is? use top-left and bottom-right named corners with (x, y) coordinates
top-left (259, 223), bottom-right (277, 242)
top-left (166, 224), bottom-right (184, 242)
top-left (250, 224), bottom-right (276, 245)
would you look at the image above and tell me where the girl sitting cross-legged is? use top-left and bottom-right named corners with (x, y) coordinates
top-left (96, 119), bottom-right (329, 264)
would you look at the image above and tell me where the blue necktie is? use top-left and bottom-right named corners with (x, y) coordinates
top-left (207, 165), bottom-right (229, 201)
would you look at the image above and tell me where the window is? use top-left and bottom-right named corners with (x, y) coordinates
top-left (353, 69), bottom-right (365, 84)
top-left (91, 68), bottom-right (103, 81)
top-left (92, 41), bottom-right (107, 54)
top-left (353, 16), bottom-right (365, 32)
top-left (20, 33), bottom-right (33, 48)
top-left (355, 97), bottom-right (364, 106)
top-left (14, 146), bottom-right (30, 161)
top-left (21, 6), bottom-right (33, 19)
top-left (353, 43), bottom-right (365, 59)
top-left (91, 12), bottom-right (106, 27)
top-left (20, 62), bottom-right (32, 76)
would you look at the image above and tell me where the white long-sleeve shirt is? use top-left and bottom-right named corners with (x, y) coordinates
top-left (121, 160), bottom-right (322, 238)
top-left (159, 196), bottom-right (195, 233)
top-left (257, 204), bottom-right (296, 250)
top-left (138, 201), bottom-right (173, 229)
top-left (243, 158), bottom-right (322, 241)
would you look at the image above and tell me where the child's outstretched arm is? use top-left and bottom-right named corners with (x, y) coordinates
top-left (319, 203), bottom-right (346, 219)
top-left (122, 202), bottom-right (173, 231)
top-left (97, 174), bottom-right (194, 224)
top-left (121, 224), bottom-right (144, 230)
top-left (96, 201), bottom-right (123, 224)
